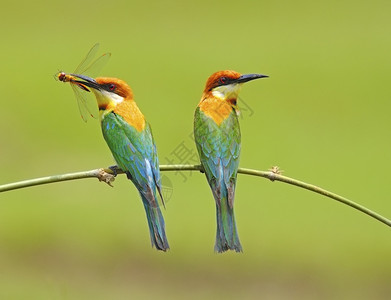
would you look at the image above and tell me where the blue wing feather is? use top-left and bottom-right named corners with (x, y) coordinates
top-left (101, 112), bottom-right (168, 250)
top-left (194, 106), bottom-right (242, 252)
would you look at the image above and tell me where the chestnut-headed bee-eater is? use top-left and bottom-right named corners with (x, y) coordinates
top-left (62, 74), bottom-right (169, 251)
top-left (194, 70), bottom-right (268, 253)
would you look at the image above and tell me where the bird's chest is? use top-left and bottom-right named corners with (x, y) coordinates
top-left (199, 98), bottom-right (234, 125)
top-left (110, 101), bottom-right (146, 132)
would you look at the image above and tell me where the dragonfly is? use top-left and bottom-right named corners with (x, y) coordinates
top-left (57, 43), bottom-right (111, 122)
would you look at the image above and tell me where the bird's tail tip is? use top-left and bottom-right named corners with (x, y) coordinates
top-left (153, 241), bottom-right (170, 251)
top-left (215, 197), bottom-right (242, 253)
top-left (152, 230), bottom-right (170, 251)
top-left (214, 240), bottom-right (243, 253)
top-left (143, 201), bottom-right (169, 252)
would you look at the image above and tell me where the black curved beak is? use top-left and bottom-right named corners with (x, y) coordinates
top-left (71, 74), bottom-right (101, 91)
top-left (235, 74), bottom-right (269, 84)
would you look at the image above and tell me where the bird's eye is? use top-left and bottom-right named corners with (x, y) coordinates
top-left (219, 77), bottom-right (228, 84)
top-left (109, 84), bottom-right (116, 91)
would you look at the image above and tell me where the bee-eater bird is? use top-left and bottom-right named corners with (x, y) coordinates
top-left (194, 70), bottom-right (268, 253)
top-left (64, 74), bottom-right (169, 251)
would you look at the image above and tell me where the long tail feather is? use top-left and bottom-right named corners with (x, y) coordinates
top-left (214, 189), bottom-right (242, 253)
top-left (141, 195), bottom-right (169, 251)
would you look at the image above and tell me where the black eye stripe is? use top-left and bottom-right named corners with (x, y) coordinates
top-left (209, 77), bottom-right (233, 91)
top-left (218, 77), bottom-right (231, 86)
top-left (104, 83), bottom-right (116, 92)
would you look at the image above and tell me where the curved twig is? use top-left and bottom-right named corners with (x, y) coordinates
top-left (0, 164), bottom-right (390, 227)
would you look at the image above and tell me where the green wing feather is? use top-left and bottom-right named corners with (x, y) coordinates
top-left (194, 107), bottom-right (241, 207)
top-left (194, 106), bottom-right (242, 252)
top-left (101, 113), bottom-right (163, 207)
top-left (100, 112), bottom-right (169, 250)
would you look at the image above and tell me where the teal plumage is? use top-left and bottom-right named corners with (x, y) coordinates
top-left (194, 70), bottom-right (268, 253)
top-left (67, 75), bottom-right (169, 251)
top-left (102, 112), bottom-right (169, 251)
top-left (194, 106), bottom-right (242, 252)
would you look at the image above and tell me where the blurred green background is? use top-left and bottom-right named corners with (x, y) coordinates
top-left (1, 0), bottom-right (390, 299)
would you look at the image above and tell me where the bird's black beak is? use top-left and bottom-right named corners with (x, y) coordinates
top-left (72, 74), bottom-right (101, 91)
top-left (235, 74), bottom-right (269, 84)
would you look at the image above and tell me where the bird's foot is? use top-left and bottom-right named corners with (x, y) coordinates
top-left (108, 165), bottom-right (122, 177)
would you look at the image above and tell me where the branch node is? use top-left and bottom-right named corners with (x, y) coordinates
top-left (267, 166), bottom-right (283, 182)
top-left (97, 168), bottom-right (115, 187)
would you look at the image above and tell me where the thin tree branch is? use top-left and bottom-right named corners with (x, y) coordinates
top-left (0, 169), bottom-right (116, 192)
top-left (0, 165), bottom-right (390, 228)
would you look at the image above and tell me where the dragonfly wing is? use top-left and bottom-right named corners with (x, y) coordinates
top-left (74, 43), bottom-right (100, 74)
top-left (73, 43), bottom-right (111, 78)
top-left (60, 43), bottom-right (110, 122)
top-left (83, 53), bottom-right (111, 78)
top-left (70, 82), bottom-right (98, 122)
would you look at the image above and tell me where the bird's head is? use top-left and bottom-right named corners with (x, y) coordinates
top-left (203, 70), bottom-right (268, 103)
top-left (72, 74), bottom-right (134, 111)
